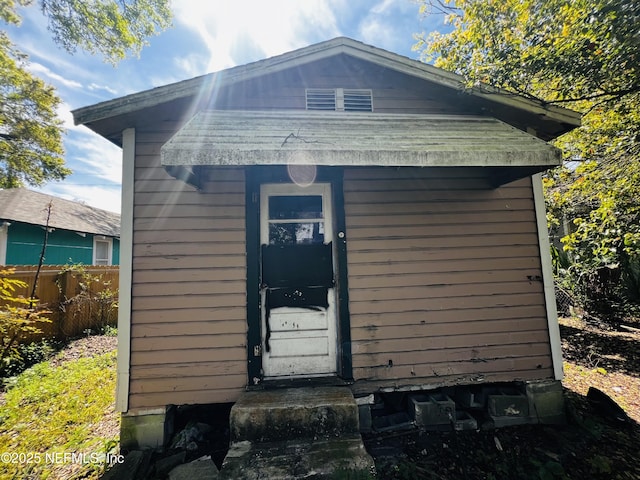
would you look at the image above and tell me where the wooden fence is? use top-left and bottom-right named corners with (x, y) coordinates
top-left (1, 265), bottom-right (119, 341)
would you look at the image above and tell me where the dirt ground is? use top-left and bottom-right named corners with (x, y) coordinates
top-left (48, 334), bottom-right (117, 368)
top-left (366, 316), bottom-right (640, 479)
top-left (63, 314), bottom-right (640, 480)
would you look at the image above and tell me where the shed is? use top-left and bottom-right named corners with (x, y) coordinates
top-left (0, 188), bottom-right (120, 266)
top-left (72, 37), bottom-right (580, 447)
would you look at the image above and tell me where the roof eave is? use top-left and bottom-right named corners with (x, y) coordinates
top-left (160, 111), bottom-right (563, 170)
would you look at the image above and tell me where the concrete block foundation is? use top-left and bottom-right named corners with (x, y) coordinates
top-left (409, 393), bottom-right (455, 427)
top-left (488, 387), bottom-right (531, 427)
top-left (120, 410), bottom-right (168, 450)
top-left (454, 411), bottom-right (478, 431)
top-left (526, 379), bottom-right (566, 424)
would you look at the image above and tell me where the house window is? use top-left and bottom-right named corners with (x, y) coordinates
top-left (306, 88), bottom-right (373, 112)
top-left (93, 236), bottom-right (112, 266)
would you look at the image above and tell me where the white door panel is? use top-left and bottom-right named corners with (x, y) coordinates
top-left (260, 183), bottom-right (337, 378)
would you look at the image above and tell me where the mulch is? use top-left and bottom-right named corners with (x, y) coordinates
top-left (48, 335), bottom-right (117, 368)
top-left (366, 316), bottom-right (640, 479)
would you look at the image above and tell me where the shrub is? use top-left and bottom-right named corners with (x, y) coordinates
top-left (56, 264), bottom-right (119, 334)
top-left (0, 269), bottom-right (51, 378)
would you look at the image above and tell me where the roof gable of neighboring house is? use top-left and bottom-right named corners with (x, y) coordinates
top-left (0, 189), bottom-right (120, 237)
top-left (72, 37), bottom-right (580, 145)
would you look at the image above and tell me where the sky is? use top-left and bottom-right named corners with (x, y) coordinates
top-left (6, 0), bottom-right (446, 214)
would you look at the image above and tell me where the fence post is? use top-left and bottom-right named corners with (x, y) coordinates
top-left (57, 269), bottom-right (75, 338)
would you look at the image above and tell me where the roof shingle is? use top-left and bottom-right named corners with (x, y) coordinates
top-left (0, 189), bottom-right (120, 237)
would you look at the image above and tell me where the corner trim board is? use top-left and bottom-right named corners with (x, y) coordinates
top-left (532, 173), bottom-right (563, 380)
top-left (116, 127), bottom-right (135, 412)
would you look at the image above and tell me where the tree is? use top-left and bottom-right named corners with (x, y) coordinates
top-left (0, 0), bottom-right (172, 188)
top-left (0, 30), bottom-right (68, 188)
top-left (415, 0), bottom-right (640, 317)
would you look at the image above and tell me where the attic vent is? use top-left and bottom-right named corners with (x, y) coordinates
top-left (306, 89), bottom-right (336, 110)
top-left (343, 90), bottom-right (373, 112)
top-left (306, 88), bottom-right (373, 112)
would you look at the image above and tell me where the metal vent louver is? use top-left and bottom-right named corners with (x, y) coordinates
top-left (343, 89), bottom-right (373, 112)
top-left (306, 89), bottom-right (373, 112)
top-left (306, 89), bottom-right (336, 110)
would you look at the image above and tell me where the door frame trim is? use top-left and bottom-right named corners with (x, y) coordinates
top-left (245, 166), bottom-right (353, 386)
top-left (259, 182), bottom-right (336, 378)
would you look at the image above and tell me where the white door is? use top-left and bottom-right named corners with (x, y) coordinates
top-left (260, 183), bottom-right (337, 378)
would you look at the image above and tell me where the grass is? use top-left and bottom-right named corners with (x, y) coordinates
top-left (0, 350), bottom-right (118, 480)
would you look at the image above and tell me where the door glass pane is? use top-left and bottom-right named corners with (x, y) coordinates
top-left (269, 196), bottom-right (323, 220)
top-left (269, 223), bottom-right (325, 245)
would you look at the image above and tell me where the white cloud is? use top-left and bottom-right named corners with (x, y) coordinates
top-left (27, 62), bottom-right (83, 89)
top-left (172, 0), bottom-right (341, 72)
top-left (371, 0), bottom-right (396, 14)
top-left (36, 122), bottom-right (123, 213)
top-left (66, 132), bottom-right (123, 185)
top-left (357, 0), bottom-right (423, 55)
top-left (359, 17), bottom-right (395, 48)
top-left (39, 128), bottom-right (123, 213)
top-left (39, 184), bottom-right (122, 213)
top-left (88, 83), bottom-right (118, 95)
top-left (56, 104), bottom-right (75, 130)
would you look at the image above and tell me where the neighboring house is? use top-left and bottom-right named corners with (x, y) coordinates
top-left (0, 188), bottom-right (120, 266)
top-left (72, 37), bottom-right (581, 448)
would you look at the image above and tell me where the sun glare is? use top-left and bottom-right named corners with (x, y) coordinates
top-left (172, 1), bottom-right (340, 73)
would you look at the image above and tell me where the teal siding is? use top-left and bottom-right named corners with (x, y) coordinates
top-left (112, 238), bottom-right (120, 265)
top-left (5, 223), bottom-right (119, 266)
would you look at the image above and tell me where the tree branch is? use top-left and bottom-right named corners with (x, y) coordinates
top-left (541, 85), bottom-right (640, 106)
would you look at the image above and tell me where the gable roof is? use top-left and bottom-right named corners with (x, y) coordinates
top-left (0, 189), bottom-right (120, 237)
top-left (72, 37), bottom-right (581, 144)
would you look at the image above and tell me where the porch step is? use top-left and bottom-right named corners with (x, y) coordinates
top-left (221, 436), bottom-right (374, 480)
top-left (229, 386), bottom-right (360, 443)
top-left (221, 387), bottom-right (375, 479)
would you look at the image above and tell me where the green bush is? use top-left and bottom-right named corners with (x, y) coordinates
top-left (1, 339), bottom-right (60, 379)
top-left (1, 268), bottom-right (52, 377)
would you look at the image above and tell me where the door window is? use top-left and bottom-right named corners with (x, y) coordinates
top-left (267, 195), bottom-right (325, 245)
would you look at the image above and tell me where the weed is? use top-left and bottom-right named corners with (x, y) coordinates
top-left (99, 325), bottom-right (118, 337)
top-left (56, 264), bottom-right (118, 335)
top-left (0, 350), bottom-right (118, 479)
top-left (1, 338), bottom-right (64, 380)
top-left (334, 467), bottom-right (377, 479)
top-left (0, 268), bottom-right (52, 376)
top-left (588, 455), bottom-right (612, 475)
top-left (532, 459), bottom-right (566, 480)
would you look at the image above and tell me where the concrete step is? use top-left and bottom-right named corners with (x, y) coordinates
top-left (222, 387), bottom-right (375, 479)
top-left (229, 386), bottom-right (360, 443)
top-left (220, 436), bottom-right (375, 480)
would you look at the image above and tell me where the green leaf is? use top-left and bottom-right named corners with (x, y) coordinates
top-left (0, 0), bottom-right (172, 186)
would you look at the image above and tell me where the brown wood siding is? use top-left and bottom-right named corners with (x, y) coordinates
top-left (343, 167), bottom-right (552, 393)
top-left (129, 129), bottom-right (247, 410)
top-left (213, 55), bottom-right (479, 116)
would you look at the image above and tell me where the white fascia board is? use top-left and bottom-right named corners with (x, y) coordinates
top-left (532, 173), bottom-right (564, 380)
top-left (116, 128), bottom-right (135, 412)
